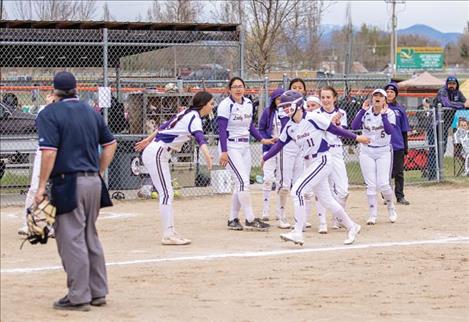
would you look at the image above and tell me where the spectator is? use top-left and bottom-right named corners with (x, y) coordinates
top-left (428, 75), bottom-right (469, 179)
top-left (453, 117), bottom-right (469, 176)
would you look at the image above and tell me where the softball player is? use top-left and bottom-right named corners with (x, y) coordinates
top-left (263, 90), bottom-right (369, 246)
top-left (275, 78), bottom-right (312, 230)
top-left (306, 95), bottom-right (321, 112)
top-left (351, 88), bottom-right (398, 225)
top-left (315, 86), bottom-right (350, 234)
top-left (18, 94), bottom-right (56, 236)
top-left (136, 91), bottom-right (214, 245)
top-left (258, 88), bottom-right (284, 226)
top-left (217, 77), bottom-right (273, 231)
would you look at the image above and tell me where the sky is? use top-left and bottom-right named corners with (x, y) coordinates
top-left (4, 1), bottom-right (469, 33)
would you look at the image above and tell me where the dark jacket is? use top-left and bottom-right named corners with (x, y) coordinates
top-left (435, 76), bottom-right (466, 110)
top-left (259, 88), bottom-right (284, 152)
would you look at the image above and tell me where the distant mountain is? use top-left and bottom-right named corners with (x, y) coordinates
top-left (397, 24), bottom-right (461, 46)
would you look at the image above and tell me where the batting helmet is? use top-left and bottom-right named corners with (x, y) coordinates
top-left (278, 90), bottom-right (304, 117)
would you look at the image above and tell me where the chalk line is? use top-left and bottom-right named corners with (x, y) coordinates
top-left (2, 236), bottom-right (468, 274)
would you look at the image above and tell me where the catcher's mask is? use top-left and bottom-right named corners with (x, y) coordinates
top-left (278, 90), bottom-right (304, 118)
top-left (20, 196), bottom-right (56, 249)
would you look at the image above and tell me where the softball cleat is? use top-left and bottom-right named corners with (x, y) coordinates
top-left (277, 218), bottom-right (291, 229)
top-left (366, 216), bottom-right (377, 225)
top-left (280, 231), bottom-right (304, 246)
top-left (318, 223), bottom-right (328, 234)
top-left (388, 209), bottom-right (398, 223)
top-left (344, 224), bottom-right (361, 245)
top-left (244, 218), bottom-right (270, 231)
top-left (227, 218), bottom-right (244, 230)
top-left (161, 233), bottom-right (191, 245)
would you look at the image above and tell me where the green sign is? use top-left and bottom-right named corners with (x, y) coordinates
top-left (397, 47), bottom-right (444, 70)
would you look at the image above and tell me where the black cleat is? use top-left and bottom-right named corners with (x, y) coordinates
top-left (244, 218), bottom-right (270, 231)
top-left (397, 198), bottom-right (410, 205)
top-left (90, 297), bottom-right (106, 306)
top-left (53, 296), bottom-right (91, 312)
top-left (227, 218), bottom-right (243, 231)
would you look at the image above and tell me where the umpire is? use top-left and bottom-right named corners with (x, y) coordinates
top-left (34, 71), bottom-right (117, 311)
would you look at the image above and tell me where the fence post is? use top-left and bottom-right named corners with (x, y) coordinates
top-left (436, 104), bottom-right (444, 181)
top-left (102, 27), bottom-right (109, 185)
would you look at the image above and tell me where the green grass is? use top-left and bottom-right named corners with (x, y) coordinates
top-left (0, 172), bottom-right (30, 193)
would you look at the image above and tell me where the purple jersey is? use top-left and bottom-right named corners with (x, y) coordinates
top-left (388, 102), bottom-right (410, 151)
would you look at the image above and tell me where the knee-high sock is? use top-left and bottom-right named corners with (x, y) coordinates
top-left (304, 194), bottom-right (313, 225)
top-left (237, 191), bottom-right (255, 222)
top-left (367, 194), bottom-right (378, 218)
top-left (278, 189), bottom-right (289, 220)
top-left (276, 193), bottom-right (282, 220)
top-left (229, 192), bottom-right (241, 221)
top-left (262, 190), bottom-right (270, 217)
top-left (315, 196), bottom-right (327, 225)
top-left (160, 204), bottom-right (174, 237)
top-left (330, 205), bottom-right (354, 230)
top-left (292, 202), bottom-right (306, 234)
top-left (382, 189), bottom-right (396, 210)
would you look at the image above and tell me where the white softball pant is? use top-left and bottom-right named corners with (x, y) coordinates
top-left (359, 145), bottom-right (393, 195)
top-left (142, 141), bottom-right (174, 205)
top-left (223, 141), bottom-right (251, 192)
top-left (262, 152), bottom-right (280, 219)
top-left (328, 146), bottom-right (349, 202)
top-left (142, 141), bottom-right (177, 237)
top-left (262, 153), bottom-right (279, 190)
top-left (220, 141), bottom-right (256, 222)
top-left (291, 153), bottom-right (355, 232)
top-left (278, 143), bottom-right (304, 191)
top-left (315, 146), bottom-right (349, 225)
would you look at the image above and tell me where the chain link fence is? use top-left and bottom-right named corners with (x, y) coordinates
top-left (1, 22), bottom-right (465, 207)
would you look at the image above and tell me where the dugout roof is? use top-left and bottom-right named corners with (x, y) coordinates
top-left (0, 20), bottom-right (240, 68)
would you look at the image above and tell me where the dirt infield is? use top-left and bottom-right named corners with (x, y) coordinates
top-left (1, 182), bottom-right (469, 322)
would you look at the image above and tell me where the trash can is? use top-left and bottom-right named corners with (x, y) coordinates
top-left (108, 136), bottom-right (142, 190)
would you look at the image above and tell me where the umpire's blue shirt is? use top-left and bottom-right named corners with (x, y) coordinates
top-left (36, 97), bottom-right (115, 177)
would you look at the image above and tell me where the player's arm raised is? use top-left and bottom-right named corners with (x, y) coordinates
top-left (326, 122), bottom-right (370, 145)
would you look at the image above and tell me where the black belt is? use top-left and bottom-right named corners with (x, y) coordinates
top-left (368, 145), bottom-right (387, 148)
top-left (329, 144), bottom-right (342, 148)
top-left (228, 138), bottom-right (249, 142)
top-left (76, 172), bottom-right (99, 177)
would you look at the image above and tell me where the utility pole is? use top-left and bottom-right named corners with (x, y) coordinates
top-left (387, 0), bottom-right (404, 77)
top-left (390, 0), bottom-right (397, 76)
top-left (344, 2), bottom-right (353, 75)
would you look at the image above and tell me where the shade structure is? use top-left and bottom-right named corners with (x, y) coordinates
top-left (398, 71), bottom-right (445, 88)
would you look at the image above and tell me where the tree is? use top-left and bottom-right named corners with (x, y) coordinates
top-left (211, 0), bottom-right (246, 24)
top-left (13, 0), bottom-right (96, 20)
top-left (75, 0), bottom-right (96, 20)
top-left (244, 0), bottom-right (301, 76)
top-left (102, 2), bottom-right (113, 21)
top-left (13, 1), bottom-right (33, 20)
top-left (146, 0), bottom-right (164, 22)
top-left (163, 0), bottom-right (200, 23)
top-left (280, 0), bottom-right (328, 69)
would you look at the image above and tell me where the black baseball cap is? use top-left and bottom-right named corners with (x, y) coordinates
top-left (53, 71), bottom-right (77, 91)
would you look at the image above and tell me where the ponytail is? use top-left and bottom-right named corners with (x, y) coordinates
top-left (168, 91), bottom-right (213, 129)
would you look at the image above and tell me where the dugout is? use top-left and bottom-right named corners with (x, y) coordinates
top-left (0, 20), bottom-right (241, 197)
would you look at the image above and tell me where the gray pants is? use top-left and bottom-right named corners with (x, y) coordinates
top-left (54, 175), bottom-right (108, 304)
